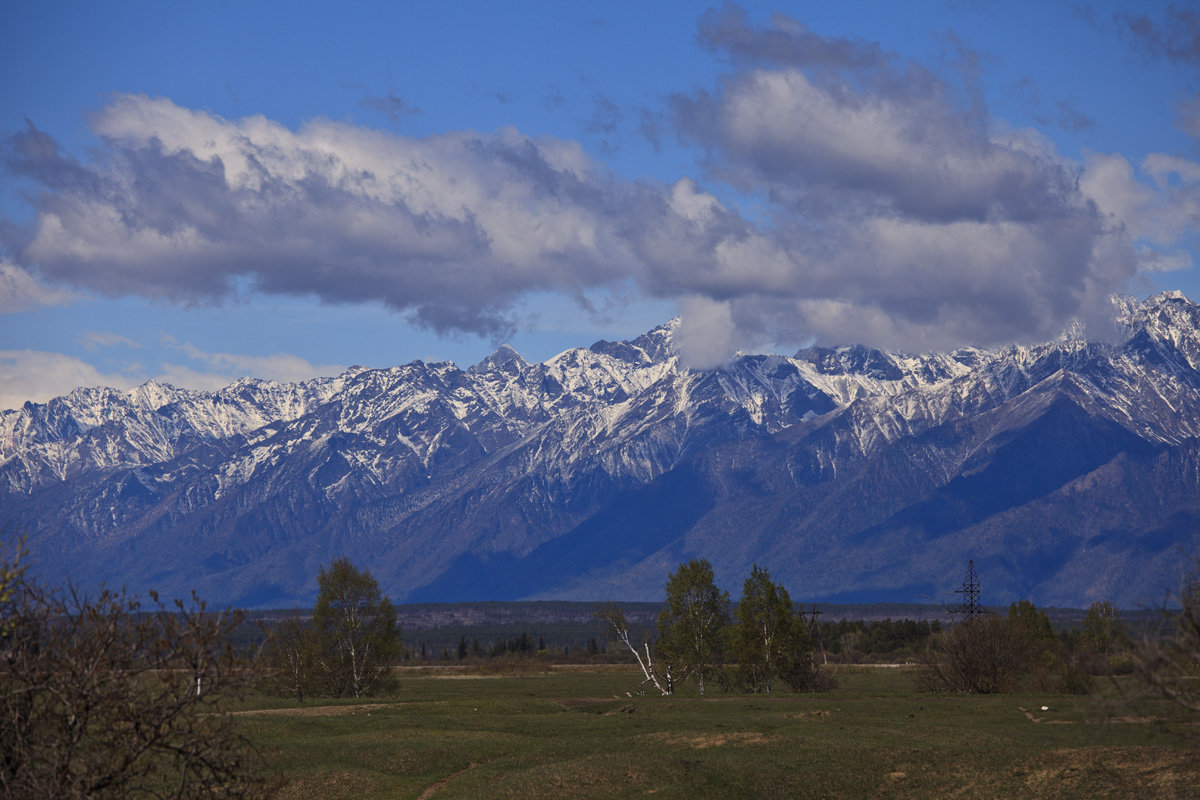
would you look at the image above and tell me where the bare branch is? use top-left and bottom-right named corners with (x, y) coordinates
top-left (596, 605), bottom-right (672, 696)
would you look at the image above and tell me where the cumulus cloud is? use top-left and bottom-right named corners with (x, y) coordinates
top-left (675, 296), bottom-right (738, 368)
top-left (3, 10), bottom-right (1190, 360)
top-left (673, 69), bottom-right (1082, 224)
top-left (661, 7), bottom-right (1144, 350)
top-left (0, 260), bottom-right (74, 312)
top-left (1080, 150), bottom-right (1200, 273)
top-left (3, 97), bottom-right (644, 337)
top-left (0, 350), bottom-right (142, 410)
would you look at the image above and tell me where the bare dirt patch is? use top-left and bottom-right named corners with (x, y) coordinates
top-left (788, 709), bottom-right (831, 721)
top-left (1021, 747), bottom-right (1195, 796)
top-left (417, 762), bottom-right (481, 800)
top-left (647, 731), bottom-right (777, 749)
top-left (277, 769), bottom-right (381, 799)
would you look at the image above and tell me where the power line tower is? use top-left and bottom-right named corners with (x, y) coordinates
top-left (952, 559), bottom-right (984, 618)
top-left (799, 606), bottom-right (826, 665)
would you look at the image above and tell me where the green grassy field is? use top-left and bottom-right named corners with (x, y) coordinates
top-left (239, 666), bottom-right (1199, 799)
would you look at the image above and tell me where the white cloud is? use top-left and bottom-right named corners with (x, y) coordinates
top-left (0, 260), bottom-right (74, 313)
top-left (0, 350), bottom-right (141, 410)
top-left (81, 331), bottom-right (142, 351)
top-left (7, 96), bottom-right (643, 336)
top-left (0, 339), bottom-right (345, 410)
top-left (162, 337), bottom-right (344, 384)
top-left (1080, 150), bottom-right (1200, 274)
top-left (675, 296), bottom-right (738, 368)
top-left (669, 10), bottom-right (1143, 350)
top-left (6, 13), bottom-right (1190, 358)
top-left (1081, 153), bottom-right (1172, 241)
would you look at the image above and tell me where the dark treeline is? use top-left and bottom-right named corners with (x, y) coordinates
top-left (249, 601), bottom-right (1158, 668)
top-left (817, 618), bottom-right (943, 662)
top-left (251, 609), bottom-right (949, 665)
top-left (250, 555), bottom-right (1177, 701)
top-left (387, 618), bottom-right (946, 665)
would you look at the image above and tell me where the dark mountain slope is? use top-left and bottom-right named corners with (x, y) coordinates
top-left (3, 294), bottom-right (1199, 608)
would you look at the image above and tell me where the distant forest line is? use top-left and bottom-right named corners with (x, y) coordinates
top-left (238, 600), bottom-right (1165, 661)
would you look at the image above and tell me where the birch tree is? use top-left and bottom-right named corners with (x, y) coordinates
top-left (312, 558), bottom-right (400, 698)
top-left (1082, 600), bottom-right (1127, 658)
top-left (597, 604), bottom-right (675, 695)
top-left (261, 614), bottom-right (319, 702)
top-left (735, 565), bottom-right (811, 693)
top-left (658, 559), bottom-right (729, 696)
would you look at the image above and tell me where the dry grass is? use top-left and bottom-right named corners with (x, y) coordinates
top-left (645, 731), bottom-right (779, 749)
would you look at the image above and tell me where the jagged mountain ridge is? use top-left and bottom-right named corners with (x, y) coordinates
top-left (3, 293), bottom-right (1199, 608)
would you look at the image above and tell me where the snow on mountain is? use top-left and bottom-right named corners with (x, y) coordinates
top-left (2, 292), bottom-right (1199, 608)
top-left (0, 373), bottom-right (354, 494)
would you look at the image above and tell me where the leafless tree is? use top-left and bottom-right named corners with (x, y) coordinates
top-left (916, 613), bottom-right (1037, 694)
top-left (1134, 570), bottom-right (1200, 713)
top-left (259, 614), bottom-right (318, 703)
top-left (0, 575), bottom-right (275, 799)
top-left (596, 605), bottom-right (675, 696)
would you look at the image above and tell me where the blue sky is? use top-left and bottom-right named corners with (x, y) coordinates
top-left (2, 0), bottom-right (1199, 408)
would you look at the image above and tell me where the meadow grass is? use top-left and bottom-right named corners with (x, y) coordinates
top-left (240, 666), bottom-right (1199, 799)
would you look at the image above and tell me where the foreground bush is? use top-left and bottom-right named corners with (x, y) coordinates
top-left (917, 607), bottom-right (1094, 695)
top-left (0, 575), bottom-right (273, 799)
top-left (1134, 571), bottom-right (1200, 712)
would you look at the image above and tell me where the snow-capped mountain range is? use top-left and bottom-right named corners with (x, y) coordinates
top-left (4, 292), bottom-right (1199, 608)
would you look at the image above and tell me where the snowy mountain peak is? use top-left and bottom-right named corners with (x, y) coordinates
top-left (5, 293), bottom-right (1200, 609)
top-left (127, 379), bottom-right (184, 409)
top-left (589, 319), bottom-right (678, 366)
top-left (1116, 291), bottom-right (1200, 373)
top-left (469, 343), bottom-right (527, 374)
top-left (794, 344), bottom-right (905, 380)
top-left (1117, 290), bottom-right (1197, 325)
